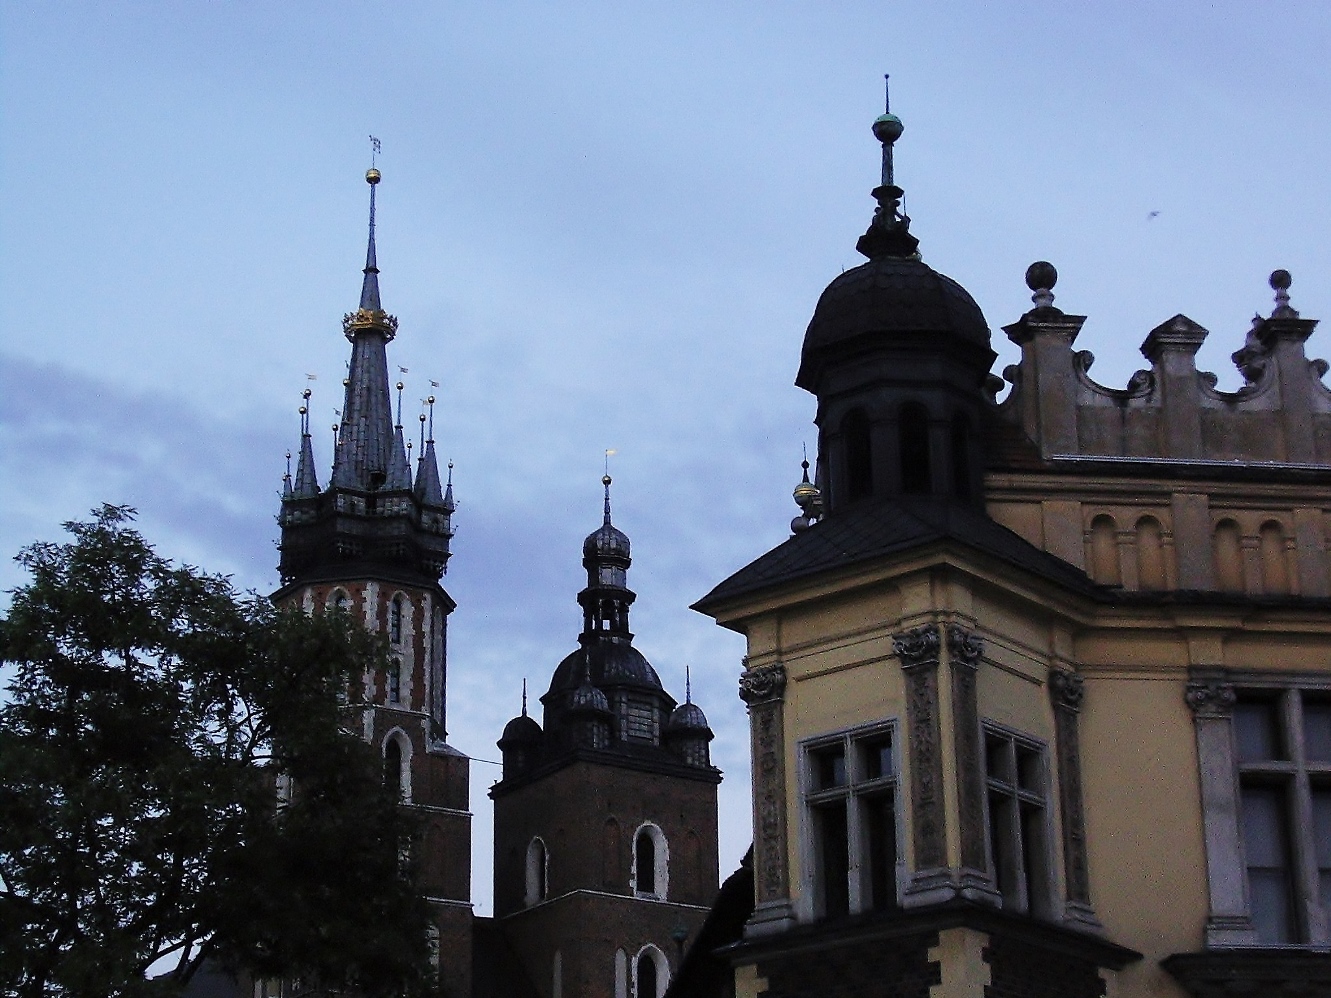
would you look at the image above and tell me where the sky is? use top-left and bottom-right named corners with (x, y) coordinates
top-left (3, 2), bottom-right (1331, 916)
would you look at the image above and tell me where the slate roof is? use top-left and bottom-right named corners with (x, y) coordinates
top-left (694, 497), bottom-right (1102, 612)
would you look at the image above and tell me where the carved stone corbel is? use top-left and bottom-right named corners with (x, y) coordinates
top-left (1049, 667), bottom-right (1100, 929)
top-left (739, 662), bottom-right (794, 935)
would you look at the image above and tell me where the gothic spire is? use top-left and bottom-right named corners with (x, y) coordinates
top-left (331, 168), bottom-right (399, 490)
top-left (384, 379), bottom-right (413, 491)
top-left (360, 167), bottom-right (382, 312)
top-left (293, 389), bottom-right (320, 498)
top-left (413, 395), bottom-right (445, 506)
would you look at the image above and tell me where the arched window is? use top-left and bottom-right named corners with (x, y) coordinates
top-left (636, 831), bottom-right (655, 895)
top-left (383, 730), bottom-right (411, 801)
top-left (388, 658), bottom-right (402, 704)
top-left (1135, 516), bottom-right (1167, 590)
top-left (633, 946), bottom-right (668, 998)
top-left (390, 595), bottom-right (404, 644)
top-left (330, 588), bottom-right (349, 613)
top-left (1089, 515), bottom-right (1121, 585)
top-left (842, 409), bottom-right (872, 501)
top-left (1260, 520), bottom-right (1289, 594)
top-left (525, 837), bottom-right (548, 906)
top-left (632, 823), bottom-right (669, 899)
top-left (1214, 519), bottom-right (1243, 592)
top-left (615, 949), bottom-right (628, 998)
top-left (949, 413), bottom-right (972, 499)
top-left (899, 403), bottom-right (931, 495)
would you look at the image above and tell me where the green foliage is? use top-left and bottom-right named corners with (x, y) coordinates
top-left (0, 506), bottom-right (438, 998)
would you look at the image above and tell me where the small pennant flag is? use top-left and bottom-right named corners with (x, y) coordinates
top-left (398, 366), bottom-right (409, 374)
top-left (430, 379), bottom-right (440, 388)
top-left (306, 373), bottom-right (318, 380)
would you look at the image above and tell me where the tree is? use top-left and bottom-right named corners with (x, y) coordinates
top-left (0, 506), bottom-right (438, 998)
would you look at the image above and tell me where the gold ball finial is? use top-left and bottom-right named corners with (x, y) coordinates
top-left (366, 167), bottom-right (381, 185)
top-left (602, 474), bottom-right (612, 486)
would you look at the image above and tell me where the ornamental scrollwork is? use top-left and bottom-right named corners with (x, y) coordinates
top-left (738, 663), bottom-right (787, 705)
top-left (1185, 679), bottom-right (1237, 719)
top-left (893, 624), bottom-right (941, 670)
top-left (1049, 668), bottom-right (1085, 712)
top-left (946, 624), bottom-right (984, 668)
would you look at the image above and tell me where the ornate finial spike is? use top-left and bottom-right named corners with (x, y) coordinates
top-left (426, 395), bottom-right (436, 442)
top-left (602, 473), bottom-right (613, 526)
top-left (447, 460), bottom-right (454, 485)
top-left (1025, 261), bottom-right (1058, 309)
top-left (685, 665), bottom-right (692, 704)
top-left (359, 155), bottom-right (383, 313)
top-left (521, 678), bottom-right (528, 717)
top-left (418, 412), bottom-right (426, 456)
top-left (395, 381), bottom-right (404, 426)
top-left (1270, 269), bottom-right (1297, 317)
top-left (285, 450), bottom-right (292, 476)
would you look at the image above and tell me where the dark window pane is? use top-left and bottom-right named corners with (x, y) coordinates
top-left (1313, 789), bottom-right (1331, 919)
top-left (860, 735), bottom-right (893, 781)
top-left (1020, 801), bottom-right (1047, 916)
top-left (988, 792), bottom-right (1016, 905)
top-left (844, 410), bottom-right (873, 501)
top-left (635, 832), bottom-right (656, 894)
top-left (1306, 702), bottom-right (1331, 762)
top-left (1017, 747), bottom-right (1043, 794)
top-left (815, 801), bottom-right (850, 918)
top-left (899, 404), bottom-right (931, 495)
top-left (637, 954), bottom-right (657, 998)
top-left (986, 735), bottom-right (1013, 783)
top-left (864, 794), bottom-right (898, 911)
top-left (1235, 701), bottom-right (1283, 762)
top-left (813, 746), bottom-right (847, 790)
top-left (1241, 786), bottom-right (1294, 943)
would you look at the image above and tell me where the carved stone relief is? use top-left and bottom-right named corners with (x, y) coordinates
top-left (740, 663), bottom-right (789, 908)
top-left (946, 625), bottom-right (988, 876)
top-left (1049, 667), bottom-right (1100, 927)
top-left (895, 625), bottom-right (947, 875)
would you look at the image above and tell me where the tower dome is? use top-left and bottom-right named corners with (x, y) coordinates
top-left (797, 86), bottom-right (997, 514)
top-left (667, 701), bottom-right (711, 733)
top-left (583, 475), bottom-right (630, 559)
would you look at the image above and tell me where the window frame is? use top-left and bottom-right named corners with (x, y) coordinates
top-left (1235, 687), bottom-right (1331, 944)
top-left (980, 721), bottom-right (1055, 918)
top-left (1191, 673), bottom-right (1331, 948)
top-left (799, 720), bottom-right (901, 921)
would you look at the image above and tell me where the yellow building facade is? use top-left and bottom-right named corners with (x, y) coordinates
top-left (690, 106), bottom-right (1331, 998)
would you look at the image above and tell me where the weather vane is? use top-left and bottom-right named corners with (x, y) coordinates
top-left (369, 135), bottom-right (381, 167)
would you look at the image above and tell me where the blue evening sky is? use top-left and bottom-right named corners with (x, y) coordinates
top-left (3, 2), bottom-right (1329, 913)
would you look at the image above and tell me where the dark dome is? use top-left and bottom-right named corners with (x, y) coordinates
top-left (798, 257), bottom-right (990, 387)
top-left (548, 642), bottom-right (663, 696)
top-left (499, 713), bottom-right (542, 746)
top-left (583, 521), bottom-right (630, 560)
top-left (568, 681), bottom-right (611, 716)
top-left (667, 701), bottom-right (710, 733)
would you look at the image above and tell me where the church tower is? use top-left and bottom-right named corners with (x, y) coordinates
top-left (274, 168), bottom-right (473, 996)
top-left (491, 478), bottom-right (721, 998)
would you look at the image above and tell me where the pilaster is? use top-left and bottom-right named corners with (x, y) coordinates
top-left (1049, 668), bottom-right (1101, 931)
top-left (739, 662), bottom-right (794, 936)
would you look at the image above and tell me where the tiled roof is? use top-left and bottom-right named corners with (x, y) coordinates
top-left (694, 498), bottom-right (1099, 611)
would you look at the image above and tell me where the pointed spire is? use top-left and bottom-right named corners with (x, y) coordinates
top-left (443, 460), bottom-right (455, 514)
top-left (290, 389), bottom-right (320, 498)
top-left (685, 664), bottom-right (692, 704)
top-left (384, 380), bottom-right (413, 490)
top-left (283, 450), bottom-right (293, 498)
top-left (522, 678), bottom-right (529, 717)
top-left (857, 74), bottom-right (919, 260)
top-left (360, 167), bottom-right (382, 312)
top-left (332, 167), bottom-right (398, 490)
top-left (602, 474), bottom-right (613, 526)
top-left (413, 395), bottom-right (445, 506)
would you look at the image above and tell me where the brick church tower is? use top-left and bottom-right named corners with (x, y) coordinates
top-left (490, 478), bottom-right (721, 998)
top-left (273, 167), bottom-right (473, 996)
